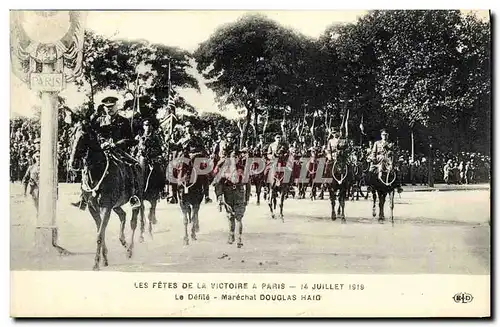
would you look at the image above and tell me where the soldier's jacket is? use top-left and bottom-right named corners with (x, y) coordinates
top-left (370, 140), bottom-right (391, 161)
top-left (217, 140), bottom-right (238, 159)
top-left (267, 141), bottom-right (289, 158)
top-left (326, 137), bottom-right (340, 154)
top-left (135, 131), bottom-right (163, 160)
top-left (214, 153), bottom-right (251, 215)
top-left (22, 162), bottom-right (39, 188)
top-left (173, 134), bottom-right (207, 158)
top-left (91, 113), bottom-right (134, 149)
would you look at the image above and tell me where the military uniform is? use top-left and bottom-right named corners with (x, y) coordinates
top-left (369, 130), bottom-right (393, 178)
top-left (214, 147), bottom-right (251, 247)
top-left (171, 122), bottom-right (212, 203)
top-left (136, 127), bottom-right (164, 165)
top-left (326, 133), bottom-right (340, 161)
top-left (72, 91), bottom-right (141, 210)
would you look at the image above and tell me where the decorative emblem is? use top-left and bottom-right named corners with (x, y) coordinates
top-left (10, 10), bottom-right (86, 84)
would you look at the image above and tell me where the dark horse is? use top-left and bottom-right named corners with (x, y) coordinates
top-left (265, 149), bottom-right (292, 222)
top-left (324, 138), bottom-right (353, 223)
top-left (139, 155), bottom-right (166, 230)
top-left (170, 155), bottom-right (205, 245)
top-left (366, 147), bottom-right (399, 225)
top-left (249, 148), bottom-right (266, 205)
top-left (68, 123), bottom-right (147, 270)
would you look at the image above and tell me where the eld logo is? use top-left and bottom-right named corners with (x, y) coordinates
top-left (453, 293), bottom-right (474, 304)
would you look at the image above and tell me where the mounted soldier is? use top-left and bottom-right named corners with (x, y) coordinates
top-left (171, 121), bottom-right (212, 204)
top-left (71, 90), bottom-right (142, 210)
top-left (215, 132), bottom-right (239, 163)
top-left (325, 126), bottom-right (341, 162)
top-left (134, 117), bottom-right (166, 224)
top-left (266, 134), bottom-right (289, 160)
top-left (135, 118), bottom-right (164, 171)
top-left (369, 129), bottom-right (394, 180)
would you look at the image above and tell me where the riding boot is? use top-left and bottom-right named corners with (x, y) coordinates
top-left (71, 193), bottom-right (87, 211)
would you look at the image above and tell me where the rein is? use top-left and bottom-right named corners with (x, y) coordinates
top-left (178, 163), bottom-right (198, 194)
top-left (144, 164), bottom-right (154, 192)
top-left (332, 159), bottom-right (349, 184)
top-left (81, 151), bottom-right (110, 197)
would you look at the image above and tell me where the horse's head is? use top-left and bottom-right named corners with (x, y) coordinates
top-left (68, 122), bottom-right (99, 170)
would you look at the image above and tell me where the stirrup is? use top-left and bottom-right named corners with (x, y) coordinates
top-left (129, 195), bottom-right (141, 208)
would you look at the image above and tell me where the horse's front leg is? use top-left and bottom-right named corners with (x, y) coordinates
top-left (139, 201), bottom-right (146, 243)
top-left (329, 187), bottom-right (337, 221)
top-left (191, 204), bottom-right (200, 241)
top-left (310, 181), bottom-right (316, 200)
top-left (267, 185), bottom-right (275, 219)
top-left (95, 207), bottom-right (112, 270)
top-left (149, 198), bottom-right (158, 225)
top-left (279, 188), bottom-right (286, 222)
top-left (390, 189), bottom-right (395, 226)
top-left (127, 207), bottom-right (139, 258)
top-left (339, 187), bottom-right (347, 224)
top-left (181, 203), bottom-right (190, 245)
top-left (378, 191), bottom-right (386, 223)
top-left (113, 207), bottom-right (128, 248)
top-left (148, 199), bottom-right (157, 238)
top-left (256, 183), bottom-right (261, 205)
top-left (372, 189), bottom-right (377, 217)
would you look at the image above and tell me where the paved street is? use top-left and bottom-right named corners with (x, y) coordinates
top-left (10, 183), bottom-right (490, 274)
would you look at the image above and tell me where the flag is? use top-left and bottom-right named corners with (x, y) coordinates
top-left (359, 114), bottom-right (365, 135)
top-left (167, 85), bottom-right (177, 111)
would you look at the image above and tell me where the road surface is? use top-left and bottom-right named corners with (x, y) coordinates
top-left (10, 183), bottom-right (490, 274)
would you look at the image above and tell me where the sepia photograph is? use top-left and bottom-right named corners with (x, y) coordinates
top-left (8, 8), bottom-right (491, 317)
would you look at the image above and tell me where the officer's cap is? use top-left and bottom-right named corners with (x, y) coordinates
top-left (226, 132), bottom-right (234, 138)
top-left (96, 90), bottom-right (123, 108)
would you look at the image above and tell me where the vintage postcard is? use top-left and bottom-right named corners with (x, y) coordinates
top-left (9, 9), bottom-right (491, 317)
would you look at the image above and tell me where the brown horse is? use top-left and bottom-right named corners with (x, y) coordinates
top-left (170, 156), bottom-right (205, 245)
top-left (68, 123), bottom-right (147, 270)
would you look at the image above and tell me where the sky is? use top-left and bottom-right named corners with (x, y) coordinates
top-left (10, 10), bottom-right (489, 119)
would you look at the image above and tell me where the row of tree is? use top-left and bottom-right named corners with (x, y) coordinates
top-left (194, 10), bottom-right (490, 153)
top-left (66, 10), bottom-right (490, 154)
